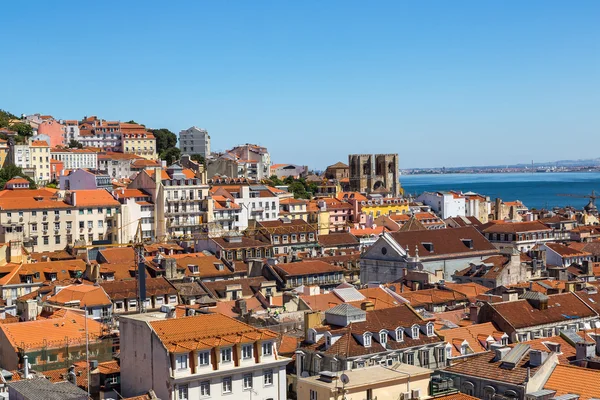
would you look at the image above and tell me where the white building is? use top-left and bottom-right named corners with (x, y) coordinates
top-left (211, 184), bottom-right (280, 230)
top-left (119, 311), bottom-right (289, 400)
top-left (417, 191), bottom-right (466, 219)
top-left (50, 148), bottom-right (98, 170)
top-left (179, 126), bottom-right (211, 158)
top-left (227, 144), bottom-right (271, 181)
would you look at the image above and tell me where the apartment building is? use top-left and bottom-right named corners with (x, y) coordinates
top-left (120, 312), bottom-right (289, 400)
top-left (256, 218), bottom-right (319, 256)
top-left (78, 116), bottom-right (122, 151)
top-left (179, 126), bottom-right (211, 157)
top-left (128, 163), bottom-right (210, 240)
top-left (29, 140), bottom-right (51, 184)
top-left (478, 220), bottom-right (563, 252)
top-left (0, 138), bottom-right (8, 168)
top-left (97, 152), bottom-right (143, 179)
top-left (0, 186), bottom-right (121, 252)
top-left (210, 184), bottom-right (281, 230)
top-left (227, 143), bottom-right (271, 181)
top-left (122, 124), bottom-right (157, 160)
top-left (60, 169), bottom-right (112, 190)
top-left (297, 304), bottom-right (445, 378)
top-left (417, 191), bottom-right (466, 219)
top-left (50, 147), bottom-right (98, 170)
top-left (273, 260), bottom-right (345, 290)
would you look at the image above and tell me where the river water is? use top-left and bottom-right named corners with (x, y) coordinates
top-left (400, 172), bottom-right (600, 210)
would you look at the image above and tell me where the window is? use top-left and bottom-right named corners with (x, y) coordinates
top-left (310, 389), bottom-right (318, 400)
top-left (221, 347), bottom-right (232, 363)
top-left (55, 236), bottom-right (60, 244)
top-left (243, 374), bottom-right (253, 389)
top-left (177, 385), bottom-right (188, 400)
top-left (88, 221), bottom-right (93, 229)
top-left (222, 377), bottom-right (232, 393)
top-left (87, 208), bottom-right (92, 214)
top-left (262, 341), bottom-right (273, 356)
top-left (395, 328), bottom-right (403, 342)
top-left (264, 369), bottom-right (273, 386)
top-left (242, 344), bottom-right (253, 359)
top-left (98, 220), bottom-right (103, 228)
top-left (364, 333), bottom-right (372, 347)
top-left (43, 236), bottom-right (49, 245)
top-left (405, 352), bottom-right (414, 365)
top-left (198, 351), bottom-right (209, 366)
top-left (426, 323), bottom-right (434, 337)
top-left (175, 354), bottom-right (188, 370)
top-left (412, 325), bottom-right (420, 339)
top-left (421, 350), bottom-right (430, 367)
top-left (79, 221), bottom-right (84, 229)
top-left (437, 347), bottom-right (445, 363)
top-left (200, 381), bottom-right (210, 396)
top-left (380, 331), bottom-right (388, 345)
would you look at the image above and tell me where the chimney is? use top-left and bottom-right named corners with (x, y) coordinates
top-left (361, 301), bottom-right (375, 311)
top-left (304, 311), bottom-right (321, 340)
top-left (583, 260), bottom-right (594, 276)
top-left (66, 365), bottom-right (77, 385)
top-left (576, 341), bottom-right (596, 361)
top-left (493, 346), bottom-right (511, 361)
top-left (236, 299), bottom-right (247, 316)
top-left (469, 305), bottom-right (479, 323)
top-left (502, 290), bottom-right (519, 302)
top-left (565, 281), bottom-right (576, 293)
top-left (23, 355), bottom-right (29, 379)
top-left (529, 350), bottom-right (548, 367)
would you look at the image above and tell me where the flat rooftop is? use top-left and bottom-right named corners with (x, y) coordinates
top-left (300, 364), bottom-right (432, 389)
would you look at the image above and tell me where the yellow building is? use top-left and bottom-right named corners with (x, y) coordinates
top-left (297, 364), bottom-right (432, 400)
top-left (0, 139), bottom-right (8, 168)
top-left (360, 197), bottom-right (410, 219)
top-left (122, 129), bottom-right (157, 160)
top-left (315, 180), bottom-right (342, 198)
top-left (29, 140), bottom-right (51, 185)
top-left (307, 200), bottom-right (330, 235)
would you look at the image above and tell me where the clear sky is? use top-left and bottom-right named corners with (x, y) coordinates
top-left (2, 1), bottom-right (599, 169)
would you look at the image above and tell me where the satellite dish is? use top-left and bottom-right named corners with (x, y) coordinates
top-left (340, 373), bottom-right (350, 385)
top-left (301, 371), bottom-right (309, 378)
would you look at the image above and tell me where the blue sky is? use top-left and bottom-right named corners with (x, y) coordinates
top-left (2, 1), bottom-right (599, 169)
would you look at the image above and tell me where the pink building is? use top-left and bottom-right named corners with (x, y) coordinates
top-left (37, 120), bottom-right (65, 148)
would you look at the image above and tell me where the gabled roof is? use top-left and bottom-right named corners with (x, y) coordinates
top-left (275, 260), bottom-right (344, 277)
top-left (47, 284), bottom-right (111, 307)
top-left (544, 364), bottom-right (600, 400)
top-left (488, 292), bottom-right (597, 329)
top-left (438, 322), bottom-right (505, 357)
top-left (149, 313), bottom-right (278, 353)
top-left (387, 226), bottom-right (497, 258)
top-left (317, 232), bottom-right (359, 248)
top-left (0, 310), bottom-right (103, 351)
top-left (479, 220), bottom-right (551, 234)
top-left (327, 162), bottom-right (349, 169)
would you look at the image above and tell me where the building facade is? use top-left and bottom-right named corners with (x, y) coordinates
top-left (179, 126), bottom-right (211, 158)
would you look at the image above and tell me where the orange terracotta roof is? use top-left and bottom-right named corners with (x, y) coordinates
top-left (72, 190), bottom-right (120, 207)
top-left (544, 364), bottom-right (600, 399)
top-left (30, 140), bottom-right (49, 147)
top-left (99, 247), bottom-right (135, 264)
top-left (47, 284), bottom-right (111, 307)
top-left (438, 322), bottom-right (505, 357)
top-left (175, 255), bottom-right (235, 278)
top-left (0, 310), bottom-right (103, 351)
top-left (149, 313), bottom-right (278, 353)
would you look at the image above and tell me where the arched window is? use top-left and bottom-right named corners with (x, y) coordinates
top-left (426, 323), bottom-right (434, 337)
top-left (379, 331), bottom-right (388, 345)
top-left (412, 325), bottom-right (420, 339)
top-left (462, 381), bottom-right (475, 396)
top-left (483, 386), bottom-right (496, 400)
top-left (364, 333), bottom-right (372, 347)
top-left (395, 328), bottom-right (404, 342)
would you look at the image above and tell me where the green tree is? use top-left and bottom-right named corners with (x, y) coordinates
top-left (267, 175), bottom-right (284, 186)
top-left (0, 109), bottom-right (17, 128)
top-left (150, 128), bottom-right (178, 159)
top-left (0, 165), bottom-right (37, 189)
top-left (10, 123), bottom-right (33, 137)
top-left (190, 154), bottom-right (206, 165)
top-left (68, 139), bottom-right (84, 149)
top-left (162, 147), bottom-right (181, 165)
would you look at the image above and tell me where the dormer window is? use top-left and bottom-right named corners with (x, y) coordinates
top-left (325, 335), bottom-right (331, 348)
top-left (364, 333), bottom-right (372, 347)
top-left (262, 341), bottom-right (273, 356)
top-left (175, 354), bottom-right (188, 371)
top-left (426, 323), bottom-right (434, 337)
top-left (221, 347), bottom-right (232, 363)
top-left (395, 328), bottom-right (404, 342)
top-left (379, 331), bottom-right (388, 345)
top-left (411, 325), bottom-right (420, 339)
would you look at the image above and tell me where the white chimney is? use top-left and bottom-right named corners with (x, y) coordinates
top-left (23, 355), bottom-right (29, 379)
